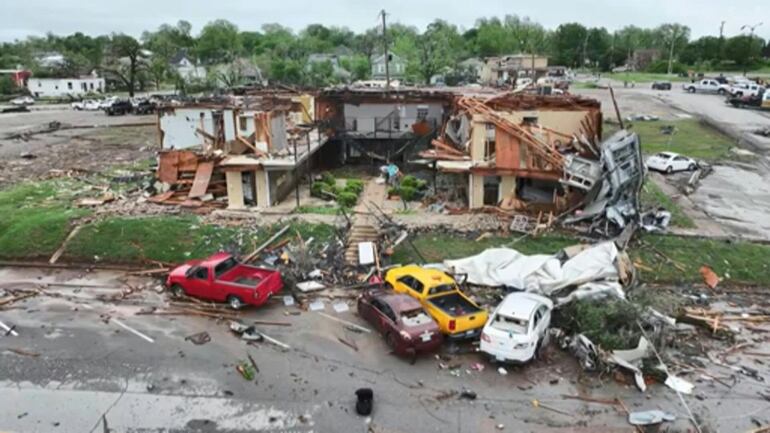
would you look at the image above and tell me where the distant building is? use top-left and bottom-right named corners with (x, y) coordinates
top-left (36, 52), bottom-right (66, 68)
top-left (0, 69), bottom-right (32, 87)
top-left (211, 58), bottom-right (264, 88)
top-left (480, 54), bottom-right (548, 86)
top-left (27, 76), bottom-right (104, 98)
top-left (632, 49), bottom-right (661, 71)
top-left (306, 53), bottom-right (352, 81)
top-left (170, 51), bottom-right (206, 81)
top-left (458, 57), bottom-right (485, 83)
top-left (371, 52), bottom-right (406, 80)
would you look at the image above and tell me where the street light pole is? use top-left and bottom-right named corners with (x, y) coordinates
top-left (740, 22), bottom-right (763, 75)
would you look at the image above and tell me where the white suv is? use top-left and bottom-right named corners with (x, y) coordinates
top-left (730, 82), bottom-right (764, 98)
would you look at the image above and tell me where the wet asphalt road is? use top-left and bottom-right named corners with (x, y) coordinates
top-left (0, 266), bottom-right (766, 433)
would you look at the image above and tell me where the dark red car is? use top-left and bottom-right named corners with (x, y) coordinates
top-left (357, 289), bottom-right (443, 362)
top-left (166, 253), bottom-right (283, 309)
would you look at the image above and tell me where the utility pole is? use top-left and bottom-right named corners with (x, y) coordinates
top-left (719, 21), bottom-right (726, 38)
top-left (380, 9), bottom-right (390, 90)
top-left (667, 28), bottom-right (678, 75)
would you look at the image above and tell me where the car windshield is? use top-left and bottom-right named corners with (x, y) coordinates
top-left (400, 308), bottom-right (433, 327)
top-left (654, 153), bottom-right (672, 159)
top-left (214, 257), bottom-right (239, 278)
top-left (427, 283), bottom-right (456, 296)
top-left (491, 313), bottom-right (528, 334)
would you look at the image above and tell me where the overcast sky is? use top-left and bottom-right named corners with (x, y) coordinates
top-left (1, 0), bottom-right (767, 43)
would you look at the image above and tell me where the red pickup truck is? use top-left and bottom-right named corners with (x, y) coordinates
top-left (165, 252), bottom-right (283, 309)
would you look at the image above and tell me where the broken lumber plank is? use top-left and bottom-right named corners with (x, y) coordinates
top-left (188, 161), bottom-right (215, 198)
top-left (337, 337), bottom-right (359, 351)
top-left (243, 225), bottom-right (291, 263)
top-left (49, 224), bottom-right (83, 264)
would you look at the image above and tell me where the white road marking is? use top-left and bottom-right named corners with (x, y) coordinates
top-left (316, 312), bottom-right (372, 333)
top-left (111, 318), bottom-right (155, 343)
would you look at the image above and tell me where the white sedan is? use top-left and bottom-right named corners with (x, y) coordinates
top-left (645, 152), bottom-right (698, 173)
top-left (71, 99), bottom-right (101, 111)
top-left (10, 96), bottom-right (35, 106)
top-left (480, 292), bottom-right (553, 364)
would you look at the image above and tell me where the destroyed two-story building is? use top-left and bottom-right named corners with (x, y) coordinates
top-left (315, 87), bottom-right (455, 163)
top-left (423, 92), bottom-right (643, 230)
top-left (154, 92), bottom-right (327, 210)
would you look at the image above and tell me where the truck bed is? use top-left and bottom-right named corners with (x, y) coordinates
top-left (217, 265), bottom-right (275, 287)
top-left (428, 292), bottom-right (481, 317)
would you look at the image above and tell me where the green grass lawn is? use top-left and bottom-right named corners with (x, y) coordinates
top-left (640, 181), bottom-right (695, 228)
top-left (295, 205), bottom-right (341, 215)
top-left (605, 119), bottom-right (735, 161)
top-left (605, 72), bottom-right (690, 83)
top-left (392, 232), bottom-right (770, 287)
top-left (63, 217), bottom-right (337, 264)
top-left (0, 180), bottom-right (91, 260)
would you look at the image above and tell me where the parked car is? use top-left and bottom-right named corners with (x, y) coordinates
top-left (645, 151), bottom-right (698, 173)
top-left (165, 252), bottom-right (283, 309)
top-left (99, 96), bottom-right (118, 109)
top-left (651, 81), bottom-right (672, 90)
top-left (682, 79), bottom-right (728, 94)
top-left (385, 265), bottom-right (488, 339)
top-left (357, 289), bottom-right (443, 362)
top-left (728, 90), bottom-right (770, 110)
top-left (10, 96), bottom-right (34, 106)
top-left (71, 99), bottom-right (101, 111)
top-left (729, 82), bottom-right (764, 98)
top-left (104, 99), bottom-right (132, 115)
top-left (480, 292), bottom-right (553, 364)
top-left (133, 99), bottom-right (156, 115)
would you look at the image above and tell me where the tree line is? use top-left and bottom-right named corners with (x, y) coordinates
top-left (1, 16), bottom-right (768, 95)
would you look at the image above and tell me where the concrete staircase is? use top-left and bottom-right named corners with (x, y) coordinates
top-left (344, 179), bottom-right (387, 265)
top-left (343, 223), bottom-right (380, 265)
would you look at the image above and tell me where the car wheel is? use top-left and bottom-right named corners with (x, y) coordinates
top-left (227, 295), bottom-right (244, 310)
top-left (736, 92), bottom-right (743, 97)
top-left (688, 87), bottom-right (696, 93)
top-left (666, 166), bottom-right (673, 174)
top-left (689, 163), bottom-right (697, 171)
top-left (386, 332), bottom-right (397, 351)
top-left (170, 284), bottom-right (186, 298)
top-left (533, 338), bottom-right (543, 360)
top-left (718, 89), bottom-right (726, 95)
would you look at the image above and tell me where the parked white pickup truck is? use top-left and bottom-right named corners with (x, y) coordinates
top-left (729, 82), bottom-right (764, 98)
top-left (682, 79), bottom-right (729, 94)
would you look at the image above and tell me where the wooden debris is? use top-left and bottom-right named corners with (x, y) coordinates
top-left (243, 225), bottom-right (291, 263)
top-left (6, 348), bottom-right (40, 357)
top-left (337, 337), bottom-right (359, 352)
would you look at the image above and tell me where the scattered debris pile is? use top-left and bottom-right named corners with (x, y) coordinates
top-left (151, 150), bottom-right (227, 209)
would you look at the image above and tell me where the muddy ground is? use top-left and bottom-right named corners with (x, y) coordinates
top-left (0, 109), bottom-right (156, 187)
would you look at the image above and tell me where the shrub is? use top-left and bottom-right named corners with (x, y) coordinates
top-left (336, 191), bottom-right (358, 208)
top-left (311, 182), bottom-right (338, 199)
top-left (397, 185), bottom-right (417, 201)
top-left (320, 172), bottom-right (336, 187)
top-left (345, 179), bottom-right (364, 194)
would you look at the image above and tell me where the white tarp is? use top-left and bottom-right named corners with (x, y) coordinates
top-left (443, 242), bottom-right (624, 303)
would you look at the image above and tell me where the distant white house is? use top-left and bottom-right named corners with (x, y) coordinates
top-left (371, 52), bottom-right (405, 80)
top-left (170, 51), bottom-right (206, 81)
top-left (27, 76), bottom-right (105, 98)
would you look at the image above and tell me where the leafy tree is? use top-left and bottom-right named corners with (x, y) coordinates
top-left (725, 35), bottom-right (764, 72)
top-left (340, 55), bottom-right (370, 80)
top-left (103, 34), bottom-right (146, 97)
top-left (0, 75), bottom-right (17, 94)
top-left (407, 20), bottom-right (461, 84)
top-left (197, 20), bottom-right (241, 64)
top-left (653, 24), bottom-right (690, 74)
top-left (142, 21), bottom-right (195, 62)
top-left (551, 23), bottom-right (588, 67)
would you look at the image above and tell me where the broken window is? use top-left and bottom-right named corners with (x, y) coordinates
top-left (517, 178), bottom-right (563, 204)
top-left (522, 116), bottom-right (538, 125)
top-left (239, 116), bottom-right (249, 132)
top-left (492, 314), bottom-right (527, 334)
top-left (67, 82), bottom-right (73, 90)
top-left (483, 176), bottom-right (500, 206)
top-left (416, 106), bottom-right (429, 120)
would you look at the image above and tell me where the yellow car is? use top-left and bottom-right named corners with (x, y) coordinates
top-left (385, 265), bottom-right (488, 339)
